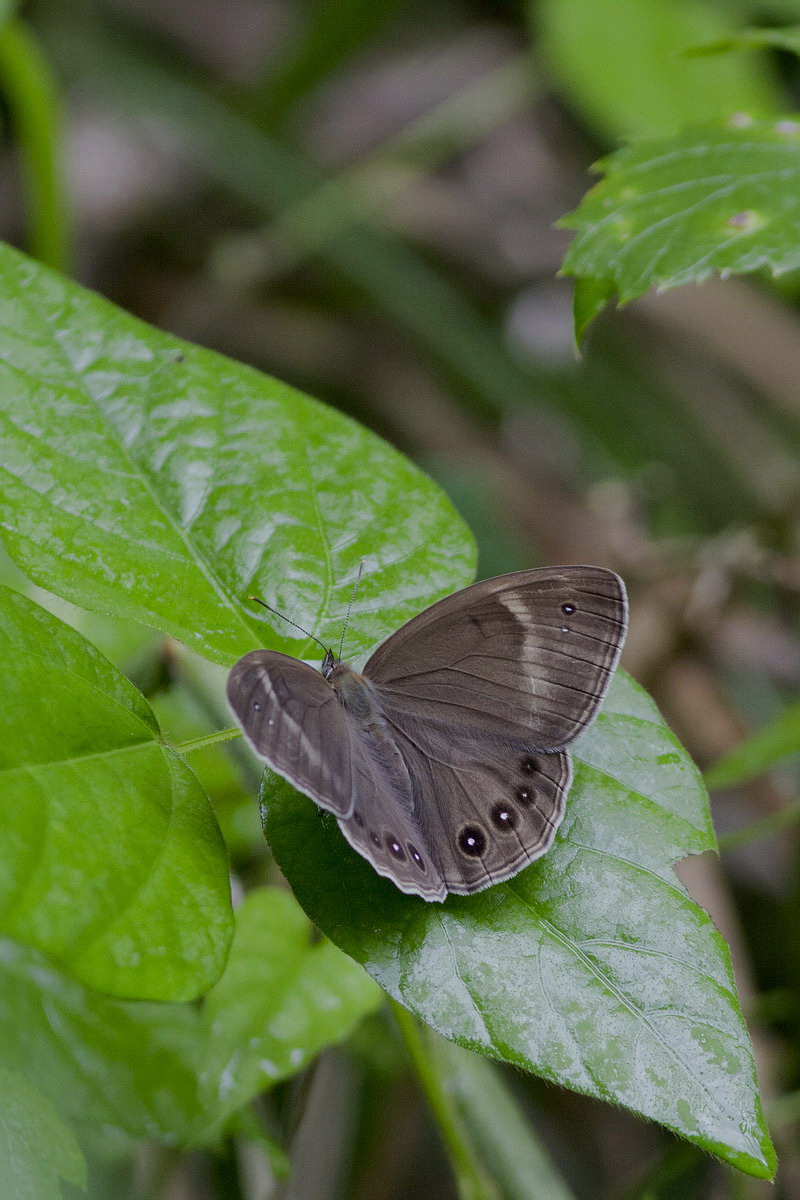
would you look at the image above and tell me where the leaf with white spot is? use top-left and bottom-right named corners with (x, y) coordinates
top-left (560, 117), bottom-right (800, 341)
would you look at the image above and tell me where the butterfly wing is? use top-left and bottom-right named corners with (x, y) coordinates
top-left (364, 566), bottom-right (627, 749)
top-left (334, 794), bottom-right (447, 901)
top-left (227, 650), bottom-right (358, 817)
top-left (365, 703), bottom-right (572, 894)
top-left (227, 649), bottom-right (448, 899)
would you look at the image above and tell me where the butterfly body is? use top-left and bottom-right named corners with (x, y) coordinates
top-left (327, 662), bottom-right (378, 721)
top-left (228, 565), bottom-right (627, 901)
top-left (328, 662), bottom-right (417, 806)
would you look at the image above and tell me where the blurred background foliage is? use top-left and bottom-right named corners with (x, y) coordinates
top-left (5, 0), bottom-right (800, 1196)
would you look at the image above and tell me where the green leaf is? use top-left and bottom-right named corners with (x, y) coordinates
top-left (0, 899), bottom-right (381, 1151)
top-left (0, 585), bottom-right (232, 1000)
top-left (706, 697), bottom-right (800, 788)
top-left (691, 24), bottom-right (800, 61)
top-left (201, 888), bottom-right (382, 1121)
top-left (0, 1068), bottom-right (85, 1200)
top-left (262, 672), bottom-right (775, 1178)
top-left (0, 241), bottom-right (475, 666)
top-left (535, 0), bottom-right (780, 139)
top-left (571, 276), bottom-right (616, 347)
top-left (560, 117), bottom-right (800, 337)
top-left (0, 937), bottom-right (206, 1143)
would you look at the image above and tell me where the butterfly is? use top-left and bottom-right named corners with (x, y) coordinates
top-left (227, 566), bottom-right (627, 901)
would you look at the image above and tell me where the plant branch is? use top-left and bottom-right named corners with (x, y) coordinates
top-left (391, 1001), bottom-right (500, 1200)
top-left (0, 18), bottom-right (70, 271)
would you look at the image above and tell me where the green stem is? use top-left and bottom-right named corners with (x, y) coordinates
top-left (174, 726), bottom-right (242, 755)
top-left (391, 1001), bottom-right (499, 1200)
top-left (0, 18), bottom-right (70, 271)
top-left (717, 796), bottom-right (800, 852)
top-left (167, 641), bottom-right (263, 790)
top-left (132, 1144), bottom-right (181, 1200)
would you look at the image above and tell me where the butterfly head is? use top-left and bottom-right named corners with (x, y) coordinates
top-left (321, 648), bottom-right (339, 678)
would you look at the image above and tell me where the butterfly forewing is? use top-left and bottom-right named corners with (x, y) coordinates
top-left (364, 566), bottom-right (627, 750)
top-left (227, 650), bottom-right (358, 817)
top-left (228, 650), bottom-right (449, 898)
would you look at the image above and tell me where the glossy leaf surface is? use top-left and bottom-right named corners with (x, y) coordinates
top-left (0, 937), bottom-right (206, 1142)
top-left (0, 891), bottom-right (381, 1151)
top-left (202, 888), bottom-right (382, 1120)
top-left (0, 586), bottom-right (232, 1000)
top-left (0, 241), bottom-right (475, 665)
top-left (263, 671), bottom-right (775, 1178)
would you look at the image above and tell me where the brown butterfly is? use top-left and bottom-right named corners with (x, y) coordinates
top-left (227, 566), bottom-right (627, 901)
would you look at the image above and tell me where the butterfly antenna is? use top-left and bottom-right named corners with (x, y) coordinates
top-left (248, 596), bottom-right (330, 657)
top-left (338, 560), bottom-right (364, 660)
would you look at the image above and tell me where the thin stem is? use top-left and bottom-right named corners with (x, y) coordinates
top-left (0, 18), bottom-right (70, 271)
top-left (391, 1001), bottom-right (499, 1200)
top-left (717, 797), bottom-right (800, 853)
top-left (167, 641), bottom-right (263, 791)
top-left (174, 726), bottom-right (242, 755)
top-left (132, 1144), bottom-right (181, 1200)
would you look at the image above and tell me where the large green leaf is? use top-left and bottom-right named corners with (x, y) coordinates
top-left (0, 585), bottom-right (232, 1000)
top-left (535, 0), bottom-right (779, 140)
top-left (0, 242), bottom-right (475, 665)
top-left (0, 1069), bottom-right (85, 1200)
top-left (263, 671), bottom-right (775, 1178)
top-left (202, 888), bottom-right (382, 1121)
top-left (0, 895), bottom-right (382, 1151)
top-left (560, 117), bottom-right (800, 340)
top-left (0, 937), bottom-right (206, 1143)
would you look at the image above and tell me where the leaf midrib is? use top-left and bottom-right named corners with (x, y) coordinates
top-left (0, 737), bottom-right (160, 778)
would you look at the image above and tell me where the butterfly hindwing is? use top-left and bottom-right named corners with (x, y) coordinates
top-left (335, 792), bottom-right (447, 901)
top-left (377, 704), bottom-right (571, 894)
